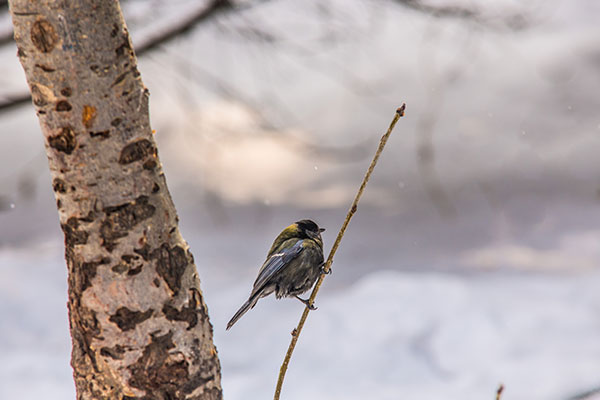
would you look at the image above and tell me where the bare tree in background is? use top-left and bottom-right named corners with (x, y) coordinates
top-left (0, 0), bottom-right (529, 113)
top-left (0, 0), bottom-right (534, 220)
top-left (9, 0), bottom-right (221, 398)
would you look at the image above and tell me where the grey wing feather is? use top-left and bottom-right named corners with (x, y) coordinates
top-left (251, 240), bottom-right (304, 297)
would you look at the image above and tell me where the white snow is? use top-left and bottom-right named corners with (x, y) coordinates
top-left (2, 241), bottom-right (599, 400)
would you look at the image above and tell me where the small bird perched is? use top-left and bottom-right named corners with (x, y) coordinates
top-left (227, 219), bottom-right (326, 330)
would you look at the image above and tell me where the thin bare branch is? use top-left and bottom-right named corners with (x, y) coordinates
top-left (397, 0), bottom-right (479, 19)
top-left (134, 0), bottom-right (233, 54)
top-left (568, 386), bottom-right (600, 400)
top-left (496, 384), bottom-right (504, 400)
top-left (391, 0), bottom-right (529, 30)
top-left (0, 92), bottom-right (31, 113)
top-left (0, 30), bottom-right (12, 47)
top-left (416, 110), bottom-right (457, 218)
top-left (273, 104), bottom-right (406, 400)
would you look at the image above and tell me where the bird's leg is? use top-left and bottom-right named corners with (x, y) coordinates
top-left (294, 295), bottom-right (317, 310)
top-left (320, 262), bottom-right (331, 275)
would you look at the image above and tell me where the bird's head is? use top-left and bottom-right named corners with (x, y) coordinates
top-left (295, 219), bottom-right (325, 244)
top-left (268, 219), bottom-right (325, 256)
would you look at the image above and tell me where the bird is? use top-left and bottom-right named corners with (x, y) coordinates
top-left (226, 219), bottom-right (326, 330)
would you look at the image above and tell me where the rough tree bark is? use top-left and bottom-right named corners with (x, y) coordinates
top-left (9, 1), bottom-right (222, 399)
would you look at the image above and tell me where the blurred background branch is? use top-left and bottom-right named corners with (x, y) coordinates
top-left (391, 0), bottom-right (530, 29)
top-left (0, 0), bottom-right (264, 112)
top-left (0, 0), bottom-right (534, 113)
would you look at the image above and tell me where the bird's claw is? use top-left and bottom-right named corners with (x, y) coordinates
top-left (320, 262), bottom-right (332, 275)
top-left (295, 295), bottom-right (318, 310)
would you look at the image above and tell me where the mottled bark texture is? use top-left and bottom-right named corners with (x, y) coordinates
top-left (9, 1), bottom-right (222, 399)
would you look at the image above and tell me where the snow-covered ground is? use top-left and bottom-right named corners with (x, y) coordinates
top-left (2, 239), bottom-right (599, 400)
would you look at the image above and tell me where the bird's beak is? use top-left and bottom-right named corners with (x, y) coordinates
top-left (319, 228), bottom-right (326, 232)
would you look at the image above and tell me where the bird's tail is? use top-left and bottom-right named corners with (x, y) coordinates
top-left (226, 294), bottom-right (259, 330)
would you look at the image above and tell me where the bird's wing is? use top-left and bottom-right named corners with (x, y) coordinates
top-left (251, 239), bottom-right (304, 296)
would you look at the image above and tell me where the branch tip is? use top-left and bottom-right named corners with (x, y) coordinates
top-left (496, 384), bottom-right (504, 400)
top-left (396, 103), bottom-right (406, 116)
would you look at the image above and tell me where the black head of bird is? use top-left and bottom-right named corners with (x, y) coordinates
top-left (227, 219), bottom-right (326, 330)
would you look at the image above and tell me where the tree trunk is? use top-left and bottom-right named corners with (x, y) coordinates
top-left (8, 1), bottom-right (222, 399)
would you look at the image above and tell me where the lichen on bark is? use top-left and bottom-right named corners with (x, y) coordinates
top-left (9, 1), bottom-right (222, 398)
